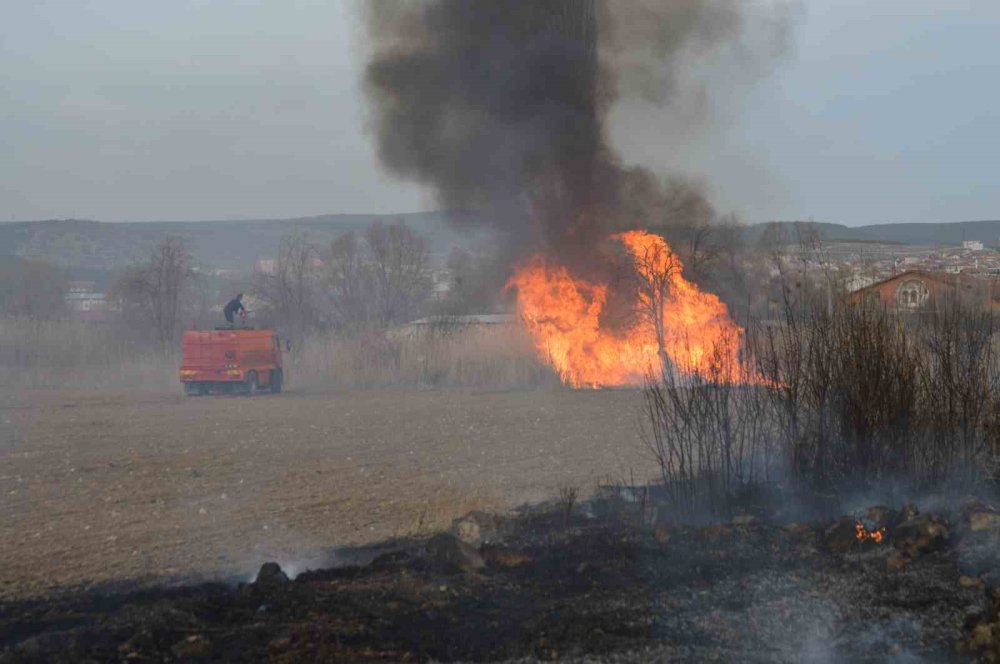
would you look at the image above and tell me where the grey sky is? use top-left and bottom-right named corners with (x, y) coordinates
top-left (3, 0), bottom-right (999, 225)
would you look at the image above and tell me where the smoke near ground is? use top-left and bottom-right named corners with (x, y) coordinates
top-left (363, 0), bottom-right (791, 266)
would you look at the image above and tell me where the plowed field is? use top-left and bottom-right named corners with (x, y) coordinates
top-left (0, 386), bottom-right (647, 599)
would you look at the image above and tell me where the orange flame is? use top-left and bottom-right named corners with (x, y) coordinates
top-left (507, 230), bottom-right (752, 388)
top-left (855, 520), bottom-right (886, 544)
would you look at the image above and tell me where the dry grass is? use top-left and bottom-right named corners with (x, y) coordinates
top-left (291, 323), bottom-right (558, 390)
top-left (0, 318), bottom-right (177, 390)
top-left (401, 483), bottom-right (506, 538)
top-left (0, 318), bottom-right (556, 392)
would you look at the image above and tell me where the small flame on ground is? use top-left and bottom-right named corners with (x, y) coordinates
top-left (855, 520), bottom-right (886, 544)
top-left (507, 230), bottom-right (752, 388)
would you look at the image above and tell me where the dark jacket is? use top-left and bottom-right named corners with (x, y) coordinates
top-left (223, 298), bottom-right (245, 319)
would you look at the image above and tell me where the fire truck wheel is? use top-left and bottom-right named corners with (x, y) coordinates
top-left (246, 371), bottom-right (259, 396)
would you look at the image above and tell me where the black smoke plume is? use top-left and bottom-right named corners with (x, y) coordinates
top-left (364, 0), bottom-right (784, 266)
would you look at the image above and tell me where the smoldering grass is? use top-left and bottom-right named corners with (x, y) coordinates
top-left (643, 296), bottom-right (1000, 523)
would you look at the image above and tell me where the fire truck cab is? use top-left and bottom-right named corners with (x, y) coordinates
top-left (179, 329), bottom-right (284, 395)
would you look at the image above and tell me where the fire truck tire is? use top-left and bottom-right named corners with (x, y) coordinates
top-left (246, 371), bottom-right (259, 396)
top-left (270, 369), bottom-right (283, 394)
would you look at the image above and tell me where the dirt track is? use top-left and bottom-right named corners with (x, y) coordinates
top-left (0, 386), bottom-right (649, 600)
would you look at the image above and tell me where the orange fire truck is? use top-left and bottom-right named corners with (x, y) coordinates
top-left (179, 329), bottom-right (284, 395)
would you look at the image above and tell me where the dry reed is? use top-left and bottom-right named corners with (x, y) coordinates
top-left (0, 318), bottom-right (556, 392)
top-left (0, 318), bottom-right (177, 390)
top-left (291, 322), bottom-right (557, 390)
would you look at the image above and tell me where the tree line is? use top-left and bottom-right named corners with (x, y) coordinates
top-left (0, 219), bottom-right (462, 347)
top-left (0, 257), bottom-right (67, 320)
top-left (252, 220), bottom-right (433, 339)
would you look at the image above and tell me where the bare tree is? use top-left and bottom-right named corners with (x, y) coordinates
top-left (324, 231), bottom-right (371, 330)
top-left (437, 246), bottom-right (507, 316)
top-left (614, 236), bottom-right (683, 377)
top-left (112, 237), bottom-right (194, 345)
top-left (260, 223), bottom-right (432, 335)
top-left (626, 176), bottom-right (721, 281)
top-left (0, 259), bottom-right (66, 320)
top-left (253, 232), bottom-right (321, 337)
top-left (660, 178), bottom-right (718, 278)
top-left (364, 220), bottom-right (432, 327)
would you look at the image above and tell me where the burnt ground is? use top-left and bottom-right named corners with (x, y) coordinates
top-left (4, 386), bottom-right (1000, 661)
top-left (3, 498), bottom-right (1000, 663)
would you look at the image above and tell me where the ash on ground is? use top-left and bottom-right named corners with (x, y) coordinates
top-left (3, 495), bottom-right (1000, 663)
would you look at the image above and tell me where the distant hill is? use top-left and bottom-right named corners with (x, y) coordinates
top-left (4, 214), bottom-right (999, 274)
top-left (0, 212), bottom-right (479, 272)
top-left (745, 220), bottom-right (1000, 247)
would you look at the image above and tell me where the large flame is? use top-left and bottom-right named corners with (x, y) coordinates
top-left (508, 230), bottom-right (750, 388)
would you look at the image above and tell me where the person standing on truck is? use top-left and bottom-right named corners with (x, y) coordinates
top-left (223, 293), bottom-right (246, 327)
